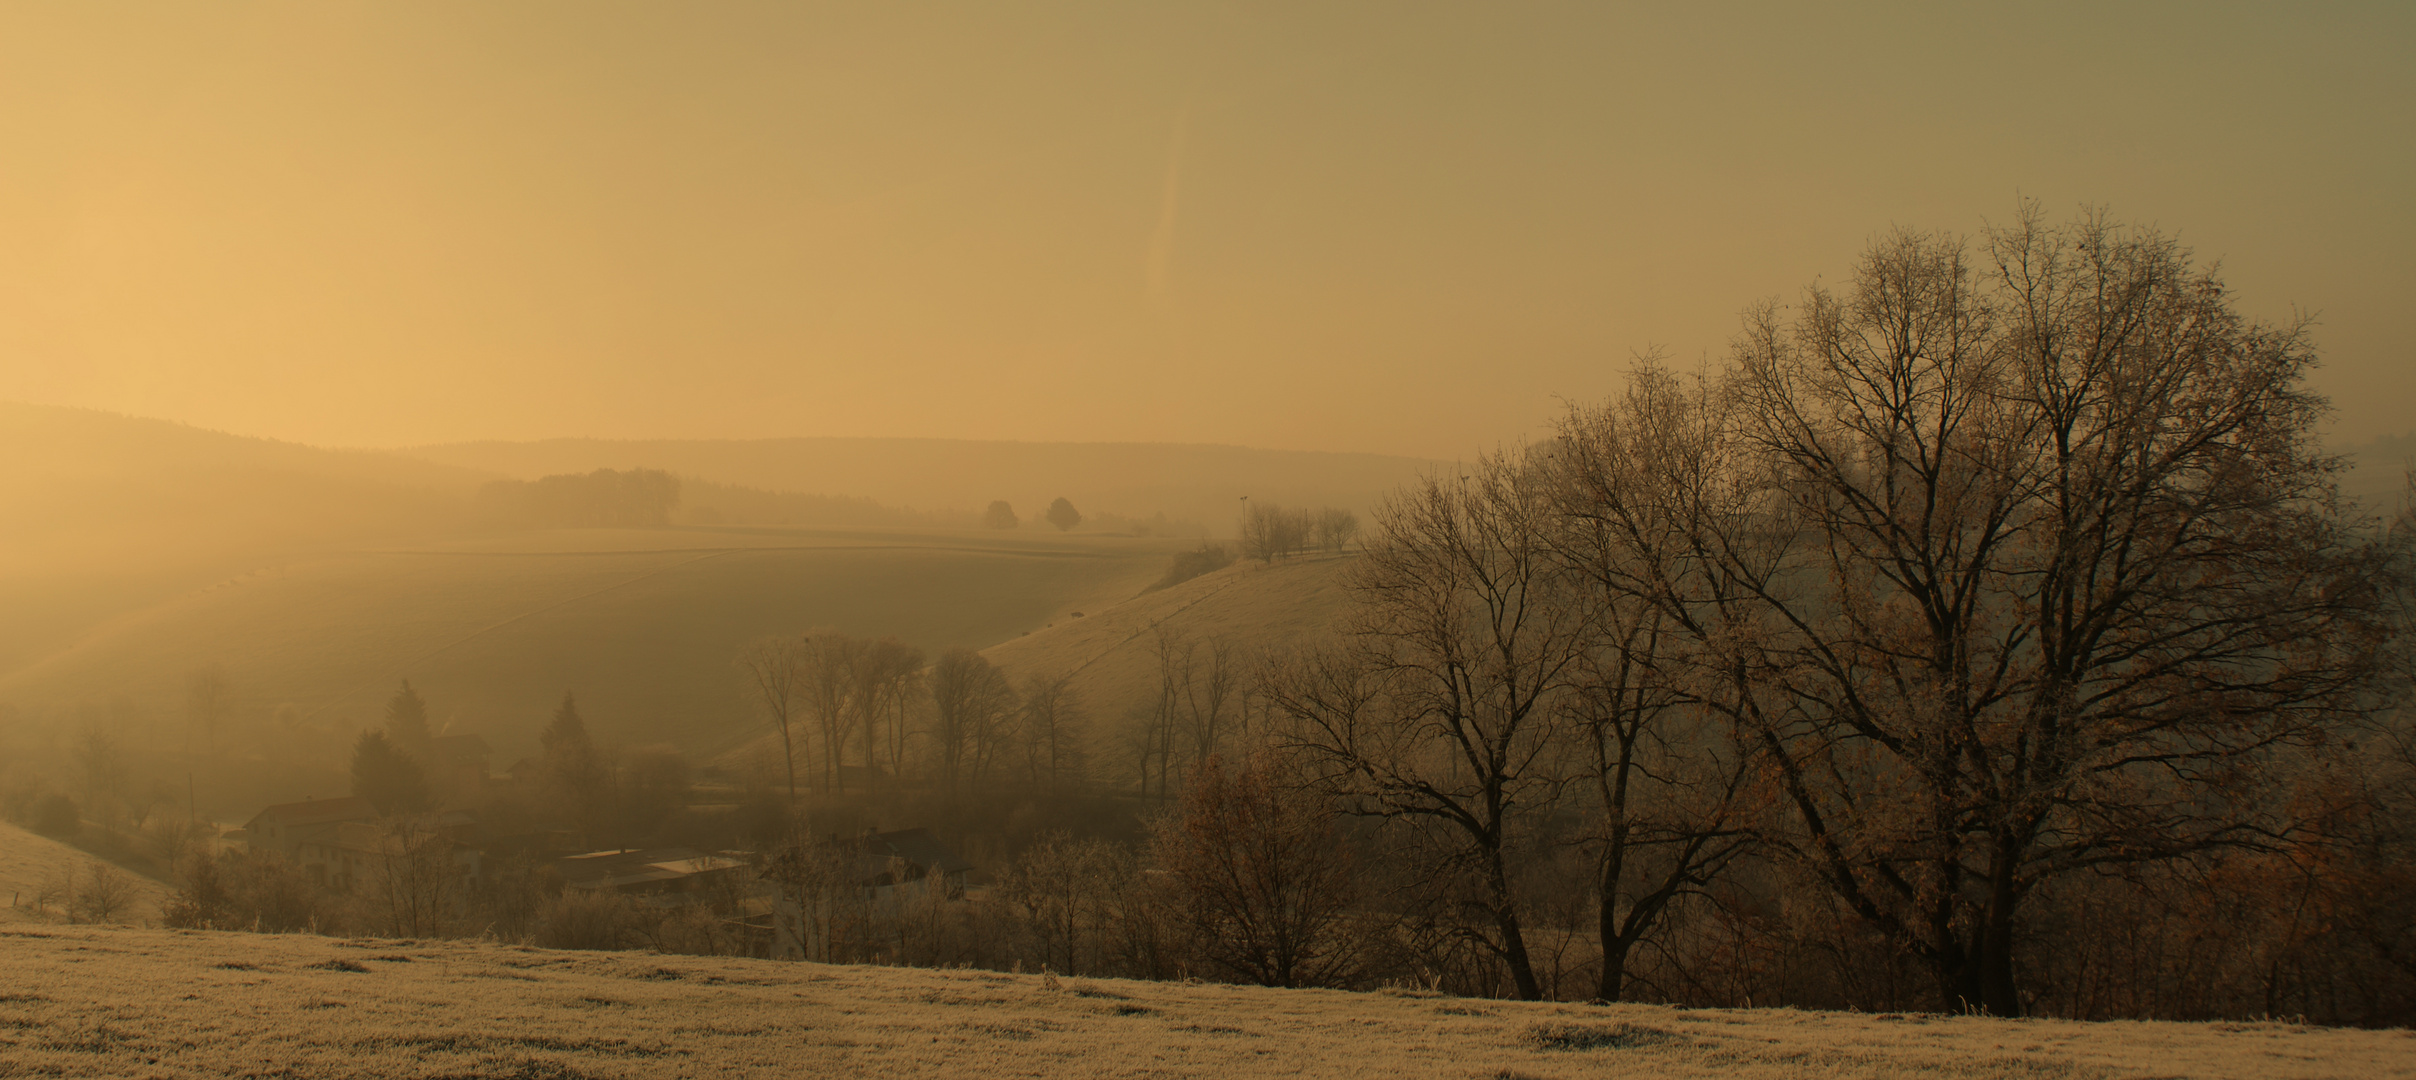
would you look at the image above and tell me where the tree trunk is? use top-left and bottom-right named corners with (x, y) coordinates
top-left (1595, 826), bottom-right (1631, 1001)
top-left (1486, 849), bottom-right (1543, 1000)
top-left (779, 726), bottom-right (797, 804)
top-left (1964, 864), bottom-right (2024, 1015)
top-left (1497, 902), bottom-right (1543, 1000)
top-left (1598, 932), bottom-right (1630, 1002)
top-left (1934, 886), bottom-right (2023, 1015)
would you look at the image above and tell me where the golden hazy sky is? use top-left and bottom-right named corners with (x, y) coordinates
top-left (1, 2), bottom-right (2408, 457)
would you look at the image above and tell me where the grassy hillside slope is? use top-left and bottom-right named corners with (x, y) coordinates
top-left (399, 436), bottom-right (1438, 530)
top-left (0, 527), bottom-right (1185, 796)
top-left (982, 553), bottom-right (1358, 726)
top-left (0, 926), bottom-right (2403, 1079)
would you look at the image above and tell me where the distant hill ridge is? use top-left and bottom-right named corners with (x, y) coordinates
top-left (397, 436), bottom-right (1442, 528)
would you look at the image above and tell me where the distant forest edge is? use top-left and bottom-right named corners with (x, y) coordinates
top-left (474, 467), bottom-right (683, 528)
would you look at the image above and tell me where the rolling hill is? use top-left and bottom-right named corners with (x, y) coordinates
top-left (0, 405), bottom-right (1383, 822)
top-left (981, 553), bottom-right (1359, 723)
top-left (0, 924), bottom-right (2402, 1079)
top-left (0, 524), bottom-right (1190, 813)
top-left (0, 402), bottom-right (495, 674)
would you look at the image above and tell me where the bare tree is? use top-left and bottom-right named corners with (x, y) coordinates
top-left (1181, 636), bottom-right (1241, 773)
top-left (1240, 501), bottom-right (1315, 563)
top-left (368, 818), bottom-right (461, 938)
top-left (1314, 507), bottom-right (1361, 552)
top-left (999, 832), bottom-right (1120, 976)
top-left (1547, 360), bottom-right (1761, 1001)
top-left (737, 637), bottom-right (807, 803)
top-left (798, 631), bottom-right (864, 792)
top-left (929, 647), bottom-right (1017, 798)
top-left (852, 637), bottom-right (925, 786)
top-left (1702, 207), bottom-right (2399, 1014)
top-left (1146, 626), bottom-right (1240, 793)
top-left (1017, 671), bottom-right (1089, 795)
top-left (1153, 751), bottom-right (1364, 988)
top-left (1141, 626), bottom-right (1191, 799)
top-left (762, 829), bottom-right (861, 963)
top-left (1268, 454), bottom-right (1592, 1000)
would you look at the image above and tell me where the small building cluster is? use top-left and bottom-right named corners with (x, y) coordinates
top-left (228, 793), bottom-right (972, 957)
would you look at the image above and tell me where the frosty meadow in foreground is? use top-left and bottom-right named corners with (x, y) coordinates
top-left (2, 924), bottom-right (2410, 1080)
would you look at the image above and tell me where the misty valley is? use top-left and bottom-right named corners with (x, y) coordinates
top-left (2, 7), bottom-right (2413, 1064)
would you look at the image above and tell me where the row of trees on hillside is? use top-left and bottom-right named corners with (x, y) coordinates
top-left (1261, 207), bottom-right (2414, 1016)
top-left (738, 619), bottom-right (1280, 812)
top-left (739, 633), bottom-right (1092, 802)
top-left (1239, 502), bottom-right (1358, 561)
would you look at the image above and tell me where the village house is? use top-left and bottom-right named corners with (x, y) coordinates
top-left (551, 847), bottom-right (751, 906)
top-left (238, 796), bottom-right (380, 877)
top-left (238, 797), bottom-right (483, 890)
top-left (308, 819), bottom-right (484, 891)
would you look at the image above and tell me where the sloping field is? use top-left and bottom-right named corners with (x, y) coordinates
top-left (0, 402), bottom-right (491, 674)
top-left (0, 821), bottom-right (172, 926)
top-left (982, 554), bottom-right (1359, 726)
top-left (0, 926), bottom-right (2405, 1079)
top-left (0, 527), bottom-right (1185, 770)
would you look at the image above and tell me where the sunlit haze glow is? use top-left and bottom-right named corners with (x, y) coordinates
top-left (2, 2), bottom-right (2408, 455)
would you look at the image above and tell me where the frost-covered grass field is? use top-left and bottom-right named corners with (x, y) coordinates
top-left (1, 926), bottom-right (2407, 1079)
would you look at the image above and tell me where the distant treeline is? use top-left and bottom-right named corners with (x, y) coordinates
top-left (477, 468), bottom-right (681, 528)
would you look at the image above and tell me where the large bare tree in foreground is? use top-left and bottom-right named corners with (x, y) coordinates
top-left (1703, 208), bottom-right (2396, 1014)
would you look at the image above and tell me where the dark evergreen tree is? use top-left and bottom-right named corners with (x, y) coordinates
top-left (350, 729), bottom-right (430, 814)
top-left (540, 692), bottom-right (607, 841)
top-left (384, 680), bottom-right (433, 759)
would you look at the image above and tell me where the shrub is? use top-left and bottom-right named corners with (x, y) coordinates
top-left (75, 862), bottom-right (139, 924)
top-left (538, 890), bottom-right (633, 951)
